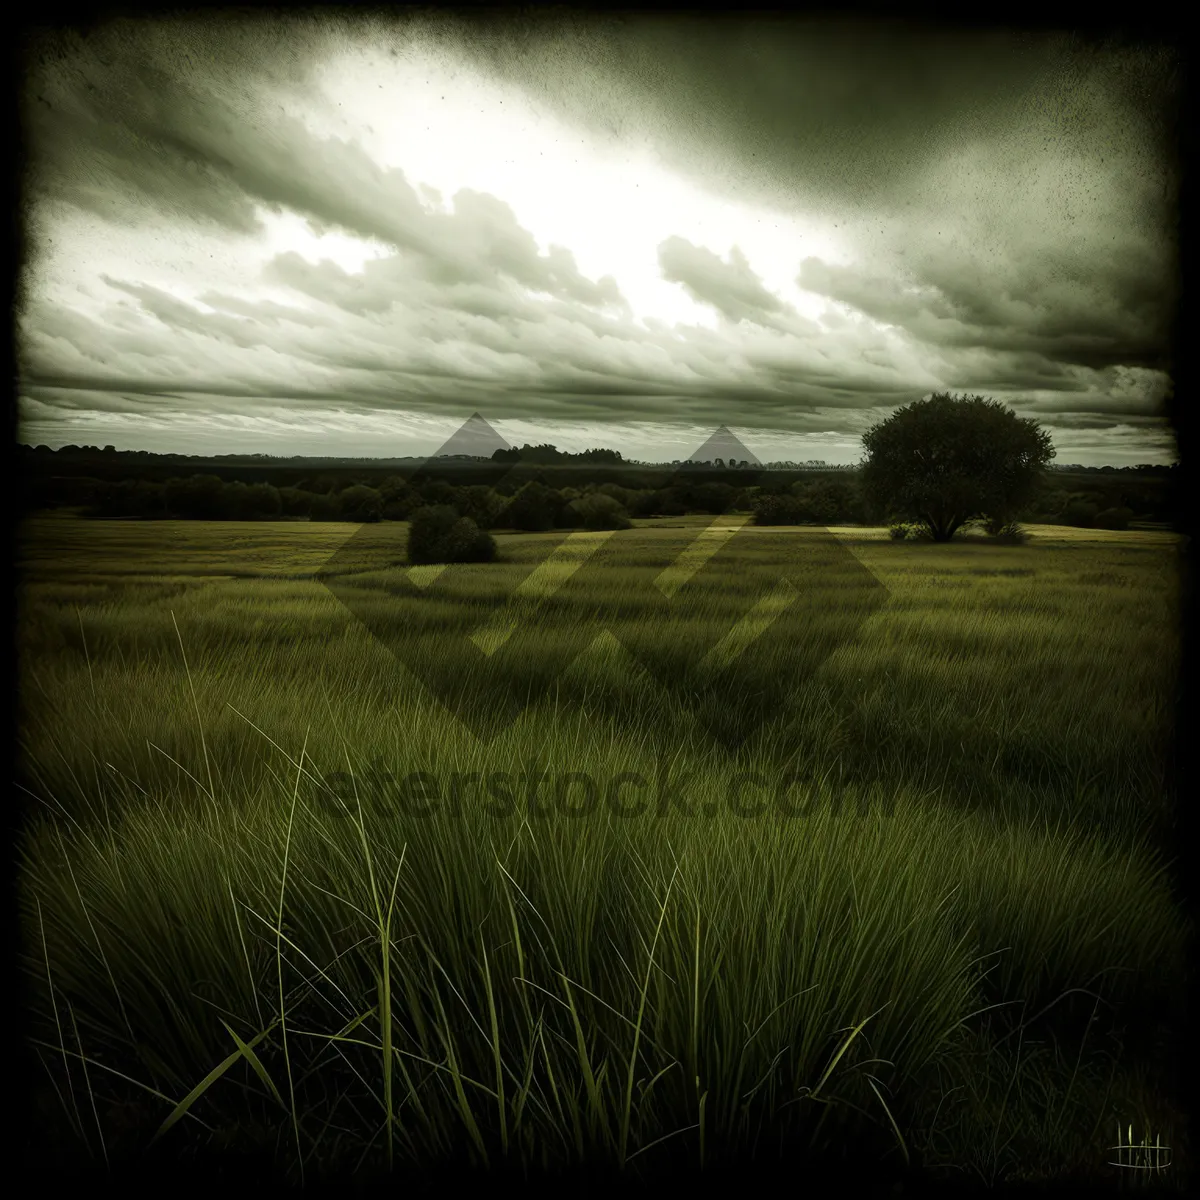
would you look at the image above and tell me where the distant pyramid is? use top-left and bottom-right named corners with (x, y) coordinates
top-left (686, 426), bottom-right (761, 466)
top-left (401, 413), bottom-right (513, 485)
top-left (429, 412), bottom-right (511, 460)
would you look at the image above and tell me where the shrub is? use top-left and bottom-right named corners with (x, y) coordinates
top-left (442, 516), bottom-right (498, 562)
top-left (221, 481), bottom-right (282, 520)
top-left (502, 481), bottom-right (561, 531)
top-left (164, 474), bottom-right (225, 519)
top-left (565, 492), bottom-right (632, 531)
top-left (408, 505), bottom-right (497, 564)
top-left (789, 481), bottom-right (841, 523)
top-left (554, 488), bottom-right (584, 528)
top-left (888, 522), bottom-right (930, 541)
top-left (1094, 506), bottom-right (1133, 531)
top-left (28, 474), bottom-right (105, 511)
top-left (596, 483), bottom-right (639, 510)
top-left (459, 484), bottom-right (505, 530)
top-left (692, 481), bottom-right (739, 515)
top-left (279, 487), bottom-right (313, 518)
top-left (255, 482), bottom-right (283, 519)
top-left (1028, 488), bottom-right (1068, 523)
top-left (338, 485), bottom-right (383, 523)
top-left (418, 480), bottom-right (459, 507)
top-left (653, 485), bottom-right (689, 517)
top-left (216, 482), bottom-right (247, 519)
top-left (93, 478), bottom-right (167, 518)
top-left (1060, 500), bottom-right (1099, 528)
top-left (382, 495), bottom-right (418, 521)
top-left (407, 504), bottom-right (458, 562)
top-left (628, 489), bottom-right (663, 517)
top-left (379, 477), bottom-right (420, 521)
top-left (990, 521), bottom-right (1029, 544)
top-left (753, 493), bottom-right (805, 525)
top-left (216, 481), bottom-right (282, 520)
top-left (308, 492), bottom-right (342, 521)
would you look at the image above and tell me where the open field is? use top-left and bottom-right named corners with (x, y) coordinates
top-left (17, 515), bottom-right (1192, 1189)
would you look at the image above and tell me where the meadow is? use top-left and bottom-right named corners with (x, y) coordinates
top-left (16, 513), bottom-right (1191, 1189)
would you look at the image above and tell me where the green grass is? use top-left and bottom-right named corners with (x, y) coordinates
top-left (16, 515), bottom-right (1191, 1187)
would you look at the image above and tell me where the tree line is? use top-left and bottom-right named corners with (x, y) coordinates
top-left (23, 466), bottom-right (1173, 535)
top-left (18, 395), bottom-right (1180, 542)
top-left (63, 473), bottom-right (860, 528)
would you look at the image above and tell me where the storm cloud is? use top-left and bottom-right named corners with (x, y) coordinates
top-left (17, 13), bottom-right (1181, 463)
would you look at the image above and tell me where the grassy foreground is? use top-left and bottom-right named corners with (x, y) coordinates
top-left (16, 515), bottom-right (1192, 1189)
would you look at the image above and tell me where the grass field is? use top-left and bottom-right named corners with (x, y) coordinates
top-left (16, 514), bottom-right (1192, 1189)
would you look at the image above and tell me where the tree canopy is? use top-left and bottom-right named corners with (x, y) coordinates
top-left (860, 393), bottom-right (1055, 541)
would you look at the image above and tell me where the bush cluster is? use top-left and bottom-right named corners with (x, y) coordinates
top-left (407, 505), bottom-right (497, 565)
top-left (59, 461), bottom-right (1169, 538)
top-left (989, 522), bottom-right (1029, 544)
top-left (1026, 484), bottom-right (1152, 528)
top-left (87, 475), bottom-right (287, 520)
top-left (888, 522), bottom-right (930, 541)
top-left (564, 492), bottom-right (633, 531)
top-left (753, 479), bottom-right (865, 526)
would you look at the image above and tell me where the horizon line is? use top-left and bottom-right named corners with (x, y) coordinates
top-left (15, 444), bottom-right (1180, 471)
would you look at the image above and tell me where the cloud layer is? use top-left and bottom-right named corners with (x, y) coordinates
top-left (17, 14), bottom-right (1181, 463)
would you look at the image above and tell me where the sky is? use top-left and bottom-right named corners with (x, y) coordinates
top-left (16, 13), bottom-right (1182, 465)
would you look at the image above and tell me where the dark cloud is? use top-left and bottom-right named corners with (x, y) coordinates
top-left (1037, 412), bottom-right (1169, 433)
top-left (450, 16), bottom-right (1180, 385)
top-left (658, 237), bottom-right (787, 324)
top-left (22, 18), bottom-right (627, 311)
top-left (22, 234), bottom-right (1168, 452)
top-left (21, 17), bottom-right (329, 240)
top-left (261, 254), bottom-right (400, 317)
top-left (100, 277), bottom-right (278, 347)
top-left (446, 16), bottom-right (1178, 225)
top-left (798, 235), bottom-right (1177, 375)
top-left (797, 259), bottom-right (952, 327)
top-left (17, 14), bottom-right (1180, 463)
top-left (197, 291), bottom-right (326, 327)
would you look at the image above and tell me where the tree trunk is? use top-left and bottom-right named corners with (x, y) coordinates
top-left (928, 514), bottom-right (961, 541)
top-left (922, 506), bottom-right (962, 541)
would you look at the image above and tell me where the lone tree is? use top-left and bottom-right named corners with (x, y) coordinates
top-left (860, 393), bottom-right (1055, 541)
